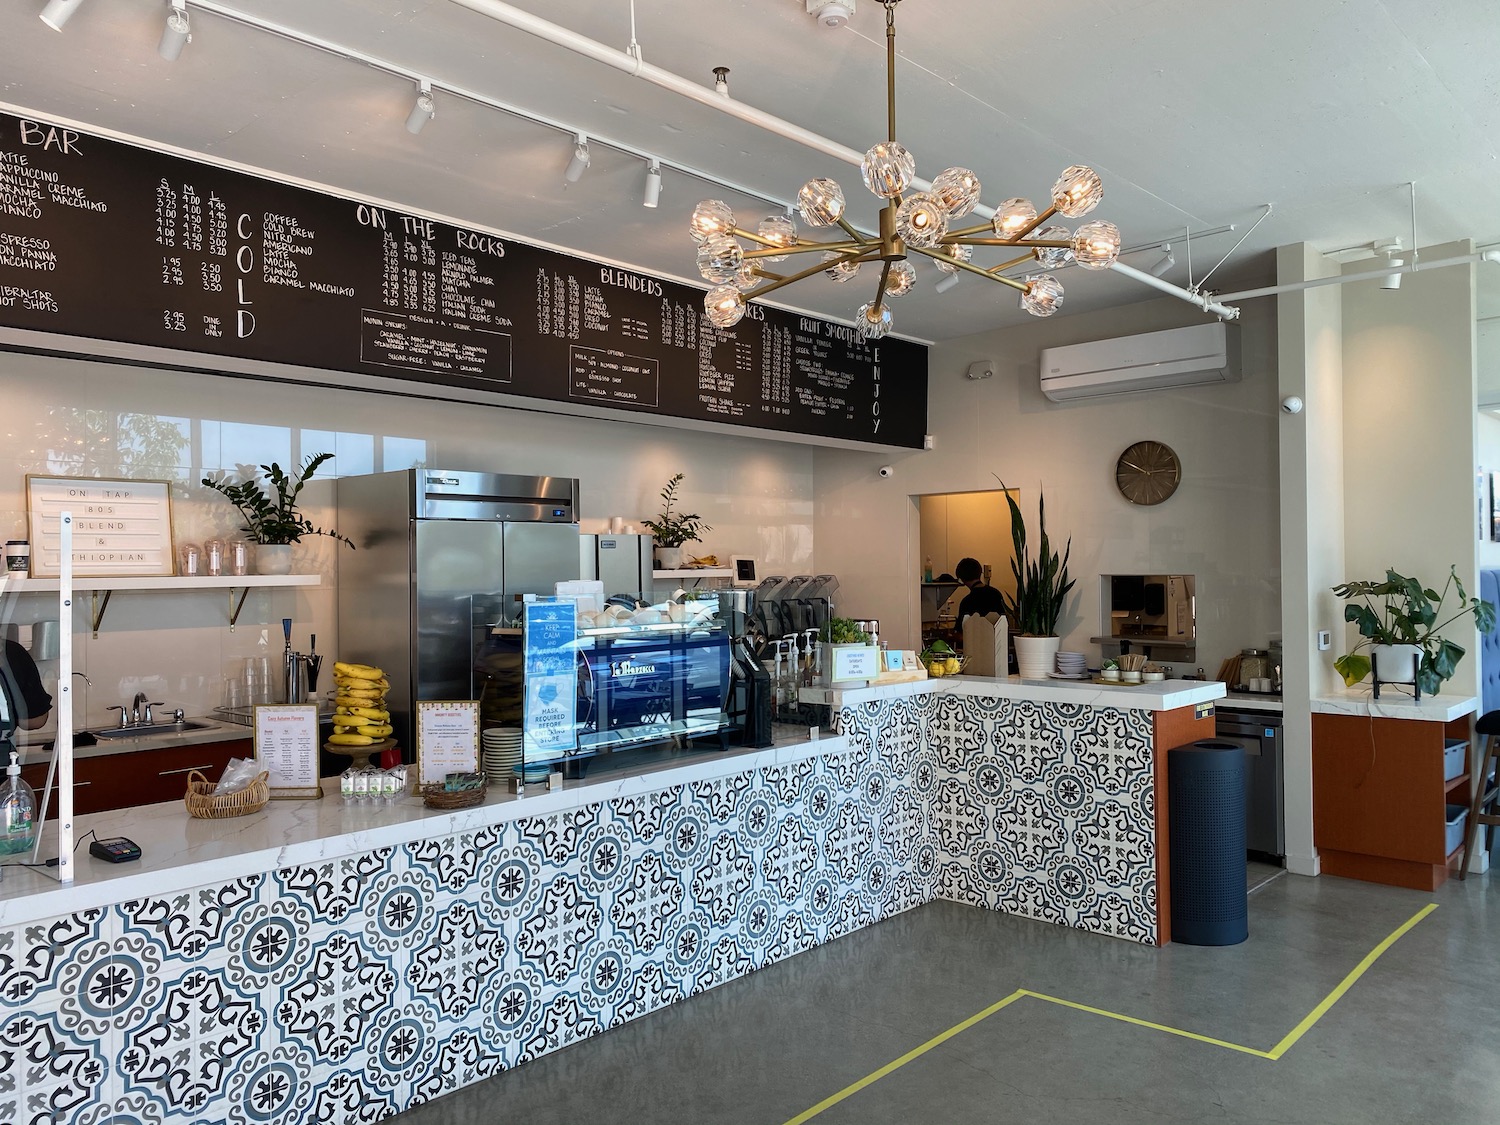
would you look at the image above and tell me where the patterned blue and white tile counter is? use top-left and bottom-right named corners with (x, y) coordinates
top-left (0, 676), bottom-right (1221, 1125)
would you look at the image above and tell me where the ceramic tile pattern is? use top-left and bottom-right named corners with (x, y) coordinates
top-left (0, 694), bottom-right (1156, 1124)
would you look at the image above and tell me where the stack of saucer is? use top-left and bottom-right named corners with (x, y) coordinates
top-left (480, 727), bottom-right (524, 784)
top-left (1054, 651), bottom-right (1088, 679)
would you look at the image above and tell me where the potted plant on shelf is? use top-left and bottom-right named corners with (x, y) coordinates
top-left (640, 472), bottom-right (711, 571)
top-left (998, 482), bottom-right (1076, 680)
top-left (1331, 566), bottom-right (1494, 695)
top-left (201, 453), bottom-right (353, 574)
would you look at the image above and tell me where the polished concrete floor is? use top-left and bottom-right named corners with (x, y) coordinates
top-left (395, 861), bottom-right (1500, 1125)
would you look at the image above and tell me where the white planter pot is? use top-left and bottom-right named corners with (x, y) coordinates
top-left (256, 544), bottom-right (294, 575)
top-left (654, 546), bottom-right (684, 571)
top-left (1014, 635), bottom-right (1060, 680)
top-left (1370, 643), bottom-right (1422, 684)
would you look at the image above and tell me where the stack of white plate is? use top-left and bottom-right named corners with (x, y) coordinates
top-left (1054, 651), bottom-right (1088, 679)
top-left (481, 727), bottom-right (524, 784)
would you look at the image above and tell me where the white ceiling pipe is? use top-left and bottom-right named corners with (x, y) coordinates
top-left (1110, 260), bottom-right (1240, 320)
top-left (447, 0), bottom-right (871, 172)
top-left (450, 0), bottom-right (1250, 319)
top-left (1216, 249), bottom-right (1500, 302)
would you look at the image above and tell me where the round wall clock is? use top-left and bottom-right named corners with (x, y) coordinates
top-left (1115, 440), bottom-right (1181, 505)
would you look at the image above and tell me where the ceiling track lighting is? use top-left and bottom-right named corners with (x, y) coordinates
top-left (158, 0), bottom-right (190, 61)
top-left (690, 0), bottom-right (1122, 338)
top-left (405, 79), bottom-right (436, 135)
top-left (933, 272), bottom-right (960, 294)
top-left (1149, 245), bottom-right (1175, 277)
top-left (1375, 239), bottom-right (1404, 291)
top-left (39, 0), bottom-right (85, 31)
top-left (643, 160), bottom-right (662, 209)
top-left (564, 134), bottom-right (591, 184)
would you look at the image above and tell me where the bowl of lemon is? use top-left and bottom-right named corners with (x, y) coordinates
top-left (919, 641), bottom-right (965, 678)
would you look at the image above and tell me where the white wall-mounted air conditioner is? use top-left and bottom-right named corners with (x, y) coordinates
top-left (1039, 322), bottom-right (1239, 402)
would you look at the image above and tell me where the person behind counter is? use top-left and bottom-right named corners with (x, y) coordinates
top-left (1, 639), bottom-right (53, 729)
top-left (954, 557), bottom-right (1005, 629)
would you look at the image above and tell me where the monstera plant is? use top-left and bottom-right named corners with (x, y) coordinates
top-left (1332, 566), bottom-right (1494, 695)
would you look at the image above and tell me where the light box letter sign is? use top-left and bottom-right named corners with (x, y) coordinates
top-left (25, 475), bottom-right (175, 578)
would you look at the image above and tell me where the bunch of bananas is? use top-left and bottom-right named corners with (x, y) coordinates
top-left (329, 661), bottom-right (393, 746)
top-left (687, 554), bottom-right (720, 567)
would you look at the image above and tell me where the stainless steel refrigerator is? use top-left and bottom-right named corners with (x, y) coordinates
top-left (336, 469), bottom-right (581, 753)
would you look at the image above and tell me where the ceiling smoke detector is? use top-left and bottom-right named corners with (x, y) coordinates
top-left (807, 1), bottom-right (854, 28)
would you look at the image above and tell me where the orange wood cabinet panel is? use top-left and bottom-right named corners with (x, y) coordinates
top-left (1311, 712), bottom-right (1453, 890)
top-left (22, 737), bottom-right (250, 819)
top-left (1152, 704), bottom-right (1216, 947)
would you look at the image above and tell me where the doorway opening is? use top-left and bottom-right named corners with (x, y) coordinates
top-left (917, 488), bottom-right (1016, 654)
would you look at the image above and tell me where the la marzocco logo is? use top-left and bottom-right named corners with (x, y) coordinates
top-left (609, 658), bottom-right (658, 678)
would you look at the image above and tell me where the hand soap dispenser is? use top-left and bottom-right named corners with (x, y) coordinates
top-left (0, 749), bottom-right (37, 856)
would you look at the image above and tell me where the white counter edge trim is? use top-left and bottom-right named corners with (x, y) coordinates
top-left (0, 733), bottom-right (847, 928)
top-left (827, 675), bottom-right (1226, 711)
top-left (1309, 686), bottom-right (1477, 722)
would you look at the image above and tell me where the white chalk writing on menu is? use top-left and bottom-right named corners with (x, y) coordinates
top-left (0, 112), bottom-right (927, 448)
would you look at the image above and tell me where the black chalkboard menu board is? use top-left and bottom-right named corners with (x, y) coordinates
top-left (0, 112), bottom-right (927, 448)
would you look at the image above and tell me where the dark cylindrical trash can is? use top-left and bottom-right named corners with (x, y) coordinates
top-left (1169, 739), bottom-right (1248, 946)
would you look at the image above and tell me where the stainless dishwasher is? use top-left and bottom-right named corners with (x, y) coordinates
top-left (1215, 706), bottom-right (1285, 859)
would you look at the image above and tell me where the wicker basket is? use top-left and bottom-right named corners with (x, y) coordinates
top-left (420, 781), bottom-right (488, 810)
top-left (184, 769), bottom-right (270, 819)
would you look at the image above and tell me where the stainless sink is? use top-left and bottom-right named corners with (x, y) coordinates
top-left (94, 720), bottom-right (215, 739)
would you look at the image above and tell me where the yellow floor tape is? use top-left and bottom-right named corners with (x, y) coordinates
top-left (783, 902), bottom-right (1438, 1125)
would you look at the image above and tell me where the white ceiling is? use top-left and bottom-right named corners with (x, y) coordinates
top-left (3, 0), bottom-right (1499, 342)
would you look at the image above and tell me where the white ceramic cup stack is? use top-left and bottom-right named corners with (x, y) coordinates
top-left (481, 727), bottom-right (524, 784)
top-left (1054, 651), bottom-right (1087, 678)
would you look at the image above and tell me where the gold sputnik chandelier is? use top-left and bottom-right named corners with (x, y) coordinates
top-left (689, 0), bottom-right (1122, 338)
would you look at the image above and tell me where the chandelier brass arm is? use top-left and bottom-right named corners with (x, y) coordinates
top-left (689, 0), bottom-right (1121, 335)
top-left (909, 246), bottom-right (1029, 293)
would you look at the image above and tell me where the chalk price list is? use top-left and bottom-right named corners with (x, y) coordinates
top-left (0, 113), bottom-right (927, 446)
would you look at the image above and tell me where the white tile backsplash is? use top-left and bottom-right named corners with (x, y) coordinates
top-left (2, 351), bottom-right (815, 732)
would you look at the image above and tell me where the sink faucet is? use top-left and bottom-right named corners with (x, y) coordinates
top-left (131, 692), bottom-right (148, 725)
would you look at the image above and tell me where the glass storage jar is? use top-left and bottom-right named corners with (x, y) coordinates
top-left (1239, 648), bottom-right (1268, 690)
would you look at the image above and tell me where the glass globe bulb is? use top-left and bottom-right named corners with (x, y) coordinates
top-left (696, 232), bottom-right (744, 284)
top-left (733, 261), bottom-right (761, 290)
top-left (1031, 225), bottom-right (1074, 269)
top-left (992, 197), bottom-right (1038, 239)
top-left (931, 167), bottom-right (982, 219)
top-left (799, 178), bottom-right (846, 227)
top-left (757, 214), bottom-right (798, 263)
top-left (884, 260), bottom-right (917, 298)
top-left (895, 192), bottom-right (948, 248)
top-left (856, 301), bottom-right (893, 340)
top-left (933, 243), bottom-right (972, 275)
top-left (823, 253), bottom-right (861, 283)
top-left (690, 199), bottom-right (735, 244)
top-left (1051, 165), bottom-right (1104, 218)
top-left (1072, 220), bottom-right (1121, 270)
top-left (1020, 274), bottom-right (1064, 318)
top-left (704, 285), bottom-right (746, 328)
top-left (861, 141), bottom-right (916, 199)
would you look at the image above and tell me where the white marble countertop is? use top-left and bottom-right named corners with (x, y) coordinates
top-left (16, 718), bottom-right (250, 764)
top-left (1309, 685), bottom-right (1477, 722)
top-left (826, 675), bottom-right (1226, 712)
top-left (0, 726), bottom-right (844, 928)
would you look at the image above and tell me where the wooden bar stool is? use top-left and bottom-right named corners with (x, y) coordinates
top-left (1459, 714), bottom-right (1500, 879)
